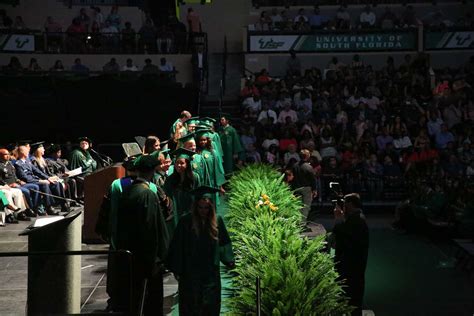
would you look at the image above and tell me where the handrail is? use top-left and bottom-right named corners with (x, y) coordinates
top-left (256, 276), bottom-right (262, 316)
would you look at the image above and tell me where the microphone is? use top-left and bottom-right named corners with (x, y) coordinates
top-left (89, 148), bottom-right (113, 167)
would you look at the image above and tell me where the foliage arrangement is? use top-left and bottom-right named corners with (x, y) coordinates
top-left (226, 164), bottom-right (353, 315)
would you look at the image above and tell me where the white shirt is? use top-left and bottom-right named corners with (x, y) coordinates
top-left (278, 109), bottom-right (298, 124)
top-left (197, 53), bottom-right (203, 69)
top-left (294, 15), bottom-right (308, 23)
top-left (257, 109), bottom-right (278, 124)
top-left (101, 25), bottom-right (118, 35)
top-left (122, 65), bottom-right (138, 71)
top-left (262, 138), bottom-right (279, 150)
top-left (393, 136), bottom-right (412, 149)
top-left (242, 97), bottom-right (262, 113)
top-left (366, 96), bottom-right (380, 111)
top-left (360, 11), bottom-right (376, 25)
top-left (159, 62), bottom-right (173, 72)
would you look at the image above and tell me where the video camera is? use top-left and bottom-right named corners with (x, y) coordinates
top-left (329, 182), bottom-right (344, 208)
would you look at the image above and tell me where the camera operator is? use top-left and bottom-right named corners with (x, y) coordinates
top-left (333, 193), bottom-right (369, 316)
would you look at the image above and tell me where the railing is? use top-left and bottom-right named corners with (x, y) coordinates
top-left (64, 0), bottom-right (133, 7)
top-left (252, 0), bottom-right (462, 7)
top-left (0, 249), bottom-right (139, 315)
top-left (0, 30), bottom-right (207, 55)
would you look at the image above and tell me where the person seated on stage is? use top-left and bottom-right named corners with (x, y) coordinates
top-left (0, 147), bottom-right (38, 217)
top-left (15, 144), bottom-right (66, 215)
top-left (69, 137), bottom-right (98, 175)
top-left (45, 144), bottom-right (79, 203)
top-left (143, 136), bottom-right (160, 155)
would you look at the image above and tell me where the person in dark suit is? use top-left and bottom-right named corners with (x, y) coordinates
top-left (14, 145), bottom-right (65, 215)
top-left (191, 45), bottom-right (207, 88)
top-left (0, 147), bottom-right (38, 216)
top-left (333, 193), bottom-right (369, 316)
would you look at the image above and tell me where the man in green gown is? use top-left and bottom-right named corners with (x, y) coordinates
top-left (69, 137), bottom-right (98, 174)
top-left (115, 155), bottom-right (169, 315)
top-left (218, 115), bottom-right (243, 174)
top-left (166, 186), bottom-right (235, 316)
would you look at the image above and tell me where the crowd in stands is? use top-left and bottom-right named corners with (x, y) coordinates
top-left (253, 0), bottom-right (467, 9)
top-left (1, 55), bottom-right (177, 79)
top-left (252, 4), bottom-right (473, 31)
top-left (237, 51), bottom-right (473, 218)
top-left (0, 6), bottom-right (204, 54)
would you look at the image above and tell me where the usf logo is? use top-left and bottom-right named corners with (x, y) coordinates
top-left (15, 37), bottom-right (30, 49)
top-left (258, 38), bottom-right (284, 49)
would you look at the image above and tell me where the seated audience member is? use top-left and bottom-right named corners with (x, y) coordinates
top-left (359, 5), bottom-right (376, 28)
top-left (66, 18), bottom-right (86, 52)
top-left (142, 58), bottom-right (159, 74)
top-left (76, 8), bottom-right (91, 31)
top-left (50, 60), bottom-right (65, 71)
top-left (158, 57), bottom-right (173, 73)
top-left (100, 20), bottom-right (119, 51)
top-left (257, 103), bottom-right (277, 125)
top-left (278, 102), bottom-right (298, 124)
top-left (106, 6), bottom-right (122, 30)
top-left (26, 58), bottom-right (42, 72)
top-left (157, 24), bottom-right (173, 53)
top-left (122, 58), bottom-right (138, 71)
top-left (15, 144), bottom-right (65, 215)
top-left (71, 58), bottom-right (89, 74)
top-left (103, 58), bottom-right (120, 73)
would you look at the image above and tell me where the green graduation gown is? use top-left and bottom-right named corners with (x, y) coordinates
top-left (163, 171), bottom-right (201, 227)
top-left (200, 149), bottom-right (226, 209)
top-left (115, 179), bottom-right (169, 314)
top-left (0, 191), bottom-right (8, 208)
top-left (166, 214), bottom-right (234, 316)
top-left (218, 125), bottom-right (243, 174)
top-left (69, 149), bottom-right (97, 174)
top-left (191, 153), bottom-right (206, 183)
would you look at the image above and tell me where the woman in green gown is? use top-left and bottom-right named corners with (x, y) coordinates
top-left (195, 129), bottom-right (226, 211)
top-left (166, 186), bottom-right (235, 316)
top-left (163, 148), bottom-right (201, 228)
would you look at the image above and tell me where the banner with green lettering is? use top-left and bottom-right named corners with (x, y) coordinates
top-left (425, 31), bottom-right (474, 50)
top-left (249, 31), bottom-right (417, 52)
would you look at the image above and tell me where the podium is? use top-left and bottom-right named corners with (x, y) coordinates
top-left (83, 164), bottom-right (125, 243)
top-left (20, 210), bottom-right (82, 315)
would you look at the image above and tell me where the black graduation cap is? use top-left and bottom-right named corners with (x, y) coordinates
top-left (133, 154), bottom-right (160, 171)
top-left (160, 138), bottom-right (170, 146)
top-left (190, 185), bottom-right (221, 200)
top-left (170, 148), bottom-right (195, 160)
top-left (6, 143), bottom-right (17, 151)
top-left (78, 137), bottom-right (92, 144)
top-left (17, 139), bottom-right (32, 147)
top-left (219, 112), bottom-right (232, 120)
top-left (47, 143), bottom-right (61, 154)
top-left (150, 148), bottom-right (170, 160)
top-left (30, 141), bottom-right (45, 152)
top-left (122, 154), bottom-right (140, 171)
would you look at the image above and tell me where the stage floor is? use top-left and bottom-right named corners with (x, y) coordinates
top-left (1, 212), bottom-right (473, 315)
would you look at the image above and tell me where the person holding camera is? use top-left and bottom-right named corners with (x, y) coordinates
top-left (333, 193), bottom-right (369, 316)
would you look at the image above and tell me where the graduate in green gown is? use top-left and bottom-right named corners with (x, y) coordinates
top-left (178, 133), bottom-right (206, 182)
top-left (115, 155), bottom-right (169, 315)
top-left (163, 148), bottom-right (201, 228)
top-left (199, 117), bottom-right (224, 159)
top-left (69, 137), bottom-right (98, 174)
top-left (166, 186), bottom-right (235, 316)
top-left (195, 129), bottom-right (226, 210)
top-left (218, 115), bottom-right (244, 174)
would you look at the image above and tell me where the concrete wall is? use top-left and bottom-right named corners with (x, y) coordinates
top-left (245, 50), bottom-right (474, 77)
top-left (0, 53), bottom-right (193, 83)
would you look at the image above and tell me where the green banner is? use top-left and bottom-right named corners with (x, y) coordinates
top-left (425, 31), bottom-right (474, 50)
top-left (249, 31), bottom-right (417, 52)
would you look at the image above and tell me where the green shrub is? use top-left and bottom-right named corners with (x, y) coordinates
top-left (226, 164), bottom-right (353, 315)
